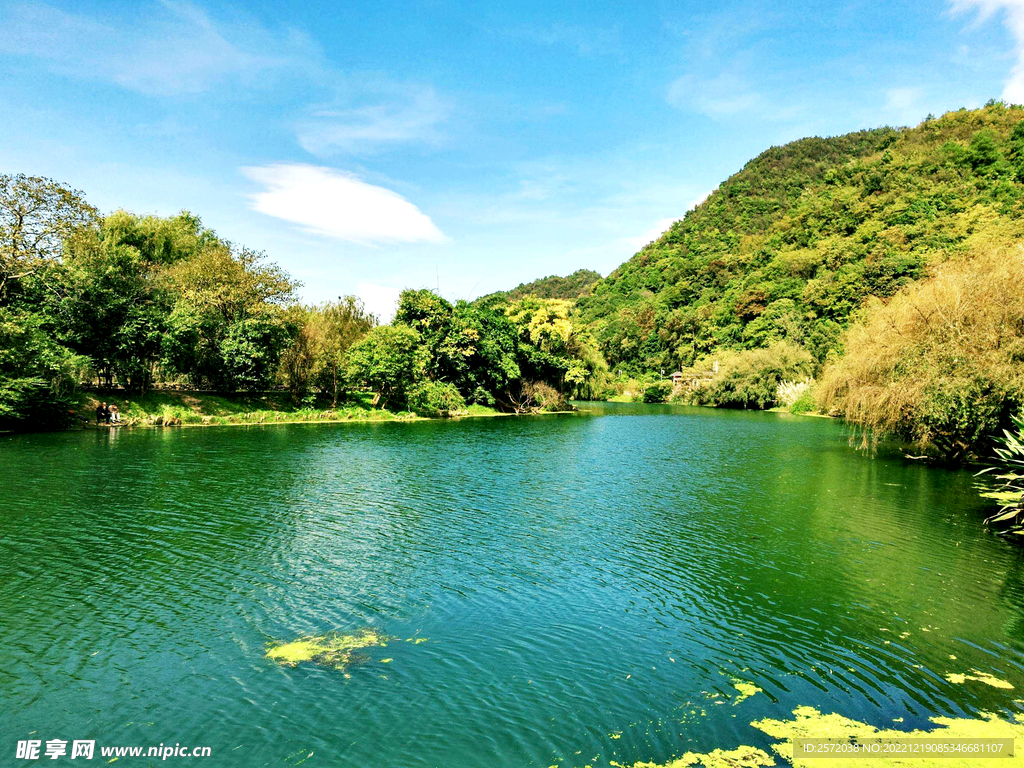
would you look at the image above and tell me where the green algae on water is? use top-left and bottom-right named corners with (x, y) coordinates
top-left (754, 705), bottom-right (1024, 766)
top-left (266, 629), bottom-right (387, 670)
top-left (731, 680), bottom-right (763, 706)
top-left (625, 704), bottom-right (1024, 768)
top-left (631, 746), bottom-right (774, 767)
top-left (945, 670), bottom-right (1015, 689)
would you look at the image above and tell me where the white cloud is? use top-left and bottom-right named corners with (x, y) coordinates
top-left (0, 2), bottom-right (454, 153)
top-left (297, 84), bottom-right (449, 156)
top-left (951, 0), bottom-right (1024, 102)
top-left (242, 164), bottom-right (446, 246)
top-left (0, 1), bottom-right (315, 96)
top-left (666, 72), bottom-right (762, 117)
top-left (356, 282), bottom-right (403, 323)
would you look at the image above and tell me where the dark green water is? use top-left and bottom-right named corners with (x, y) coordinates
top-left (4, 403), bottom-right (1024, 766)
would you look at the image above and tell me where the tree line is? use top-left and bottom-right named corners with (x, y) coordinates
top-left (0, 174), bottom-right (605, 430)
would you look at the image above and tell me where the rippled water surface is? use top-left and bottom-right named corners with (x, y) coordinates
top-left (4, 403), bottom-right (1024, 766)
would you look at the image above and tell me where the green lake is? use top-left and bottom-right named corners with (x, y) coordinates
top-left (3, 402), bottom-right (1024, 766)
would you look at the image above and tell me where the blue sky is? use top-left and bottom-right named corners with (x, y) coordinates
top-left (0, 0), bottom-right (1020, 319)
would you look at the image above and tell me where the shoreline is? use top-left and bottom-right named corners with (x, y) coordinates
top-left (9, 390), bottom-right (582, 437)
top-left (72, 407), bottom-right (579, 432)
top-left (8, 388), bottom-right (836, 437)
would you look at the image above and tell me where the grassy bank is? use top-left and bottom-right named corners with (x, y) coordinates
top-left (74, 390), bottom-right (422, 428)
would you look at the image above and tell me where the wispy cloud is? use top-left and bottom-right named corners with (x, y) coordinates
top-left (242, 164), bottom-right (446, 246)
top-left (0, 1), bottom-right (454, 154)
top-left (0, 1), bottom-right (316, 96)
top-left (951, 0), bottom-right (1024, 102)
top-left (666, 72), bottom-right (764, 117)
top-left (297, 83), bottom-right (450, 156)
top-left (499, 23), bottom-right (623, 57)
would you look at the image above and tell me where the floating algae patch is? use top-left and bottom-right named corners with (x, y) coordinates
top-left (266, 629), bottom-right (387, 670)
top-left (622, 704), bottom-right (1024, 768)
top-left (630, 746), bottom-right (774, 767)
top-left (946, 670), bottom-right (1015, 690)
top-left (731, 680), bottom-right (763, 706)
top-left (753, 705), bottom-right (1024, 767)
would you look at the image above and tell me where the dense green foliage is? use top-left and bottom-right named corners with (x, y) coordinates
top-left (347, 289), bottom-right (606, 414)
top-left (641, 381), bottom-right (672, 403)
top-left (481, 269), bottom-right (601, 302)
top-left (279, 298), bottom-right (376, 405)
top-left (407, 380), bottom-right (467, 417)
top-left (687, 341), bottom-right (814, 410)
top-left (0, 308), bottom-right (84, 429)
top-left (576, 103), bottom-right (1024, 380)
top-left (346, 324), bottom-right (428, 410)
top-left (0, 174), bottom-right (382, 430)
top-left (0, 172), bottom-right (605, 429)
top-left (977, 413), bottom-right (1024, 533)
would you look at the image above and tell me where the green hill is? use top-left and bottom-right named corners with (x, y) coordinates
top-left (575, 102), bottom-right (1024, 376)
top-left (484, 269), bottom-right (602, 302)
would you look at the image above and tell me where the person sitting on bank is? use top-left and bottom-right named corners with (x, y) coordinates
top-left (96, 402), bottom-right (107, 424)
top-left (109, 404), bottom-right (120, 424)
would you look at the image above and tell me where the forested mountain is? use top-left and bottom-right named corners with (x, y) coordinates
top-left (575, 103), bottom-right (1024, 376)
top-left (483, 269), bottom-right (601, 302)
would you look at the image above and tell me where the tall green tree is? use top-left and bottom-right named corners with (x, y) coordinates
top-left (61, 225), bottom-right (166, 390)
top-left (346, 324), bottom-right (426, 409)
top-left (161, 239), bottom-right (297, 390)
top-left (0, 174), bottom-right (97, 305)
top-left (0, 175), bottom-right (96, 427)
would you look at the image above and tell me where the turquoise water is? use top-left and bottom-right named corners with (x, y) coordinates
top-left (3, 403), bottom-right (1024, 766)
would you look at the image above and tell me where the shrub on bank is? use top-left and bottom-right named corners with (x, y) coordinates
top-left (789, 387), bottom-right (817, 415)
top-left (407, 381), bottom-right (467, 417)
top-left (523, 381), bottom-right (569, 411)
top-left (817, 244), bottom-right (1024, 460)
top-left (777, 379), bottom-right (813, 409)
top-left (642, 381), bottom-right (672, 403)
top-left (688, 342), bottom-right (815, 409)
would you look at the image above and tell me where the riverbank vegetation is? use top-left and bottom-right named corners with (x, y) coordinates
top-left (75, 389), bottom-right (419, 428)
top-left (0, 177), bottom-right (603, 432)
top-left (818, 242), bottom-right (1024, 460)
